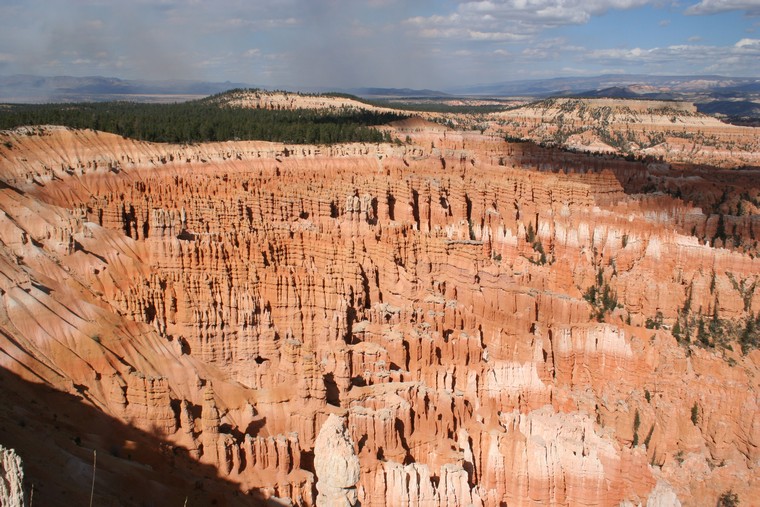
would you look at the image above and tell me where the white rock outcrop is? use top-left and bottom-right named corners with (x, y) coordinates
top-left (646, 481), bottom-right (681, 507)
top-left (314, 414), bottom-right (360, 507)
top-left (0, 445), bottom-right (24, 507)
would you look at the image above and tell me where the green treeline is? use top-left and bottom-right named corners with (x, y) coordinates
top-left (0, 100), bottom-right (406, 144)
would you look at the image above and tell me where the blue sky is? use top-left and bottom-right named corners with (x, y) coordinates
top-left (0, 0), bottom-right (757, 89)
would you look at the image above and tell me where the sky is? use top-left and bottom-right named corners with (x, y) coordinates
top-left (0, 0), bottom-right (758, 90)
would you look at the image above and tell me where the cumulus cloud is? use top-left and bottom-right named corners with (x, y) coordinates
top-left (685, 0), bottom-right (760, 15)
top-left (584, 39), bottom-right (760, 74)
top-left (735, 37), bottom-right (760, 48)
top-left (405, 0), bottom-right (656, 41)
top-left (0, 0), bottom-right (755, 89)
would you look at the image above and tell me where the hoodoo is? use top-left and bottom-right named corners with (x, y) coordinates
top-left (0, 446), bottom-right (24, 507)
top-left (314, 414), bottom-right (361, 507)
top-left (0, 113), bottom-right (757, 505)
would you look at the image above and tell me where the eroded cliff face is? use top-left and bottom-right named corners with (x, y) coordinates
top-left (0, 125), bottom-right (758, 506)
top-left (488, 98), bottom-right (760, 168)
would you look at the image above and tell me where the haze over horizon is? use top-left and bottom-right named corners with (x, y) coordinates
top-left (0, 0), bottom-right (758, 90)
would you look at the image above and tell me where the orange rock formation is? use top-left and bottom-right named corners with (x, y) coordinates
top-left (489, 98), bottom-right (760, 168)
top-left (0, 123), bottom-right (758, 506)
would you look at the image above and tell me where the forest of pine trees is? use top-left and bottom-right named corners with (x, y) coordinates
top-left (0, 96), bottom-right (406, 144)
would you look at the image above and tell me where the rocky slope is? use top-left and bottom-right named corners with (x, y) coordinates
top-left (206, 89), bottom-right (396, 115)
top-left (0, 124), bottom-right (758, 506)
top-left (490, 98), bottom-right (760, 168)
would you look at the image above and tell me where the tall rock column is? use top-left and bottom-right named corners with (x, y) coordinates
top-left (0, 445), bottom-right (24, 507)
top-left (314, 414), bottom-right (360, 507)
top-left (201, 383), bottom-right (223, 469)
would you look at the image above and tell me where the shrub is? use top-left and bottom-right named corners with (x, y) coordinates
top-left (645, 311), bottom-right (664, 330)
top-left (643, 425), bottom-right (654, 448)
top-left (526, 222), bottom-right (536, 244)
top-left (717, 490), bottom-right (739, 507)
top-left (632, 409), bottom-right (641, 447)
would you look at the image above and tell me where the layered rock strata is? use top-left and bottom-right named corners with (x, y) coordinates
top-left (489, 97), bottom-right (760, 168)
top-left (0, 125), bottom-right (757, 506)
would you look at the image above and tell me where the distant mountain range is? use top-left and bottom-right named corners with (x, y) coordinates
top-left (568, 85), bottom-right (760, 120)
top-left (0, 75), bottom-right (252, 103)
top-left (447, 74), bottom-right (760, 97)
top-left (2, 73), bottom-right (758, 101)
top-left (1, 73), bottom-right (758, 121)
top-left (443, 75), bottom-right (760, 121)
top-left (348, 87), bottom-right (449, 98)
top-left (0, 75), bottom-right (455, 103)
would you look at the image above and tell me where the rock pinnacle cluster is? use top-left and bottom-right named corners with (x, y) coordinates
top-left (0, 103), bottom-right (758, 505)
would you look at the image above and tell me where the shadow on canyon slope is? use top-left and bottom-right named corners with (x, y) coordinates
top-left (512, 141), bottom-right (758, 200)
top-left (509, 141), bottom-right (760, 252)
top-left (0, 367), bottom-right (269, 507)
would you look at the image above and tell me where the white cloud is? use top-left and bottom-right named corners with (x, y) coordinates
top-left (735, 37), bottom-right (760, 48)
top-left (589, 47), bottom-right (654, 60)
top-left (214, 16), bottom-right (300, 31)
top-left (366, 0), bottom-right (399, 6)
top-left (0, 0), bottom-right (755, 89)
top-left (582, 39), bottom-right (760, 74)
top-left (685, 0), bottom-right (760, 15)
top-left (404, 0), bottom-right (655, 42)
top-left (469, 30), bottom-right (527, 41)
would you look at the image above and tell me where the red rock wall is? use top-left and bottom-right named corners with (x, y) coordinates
top-left (0, 127), bottom-right (758, 506)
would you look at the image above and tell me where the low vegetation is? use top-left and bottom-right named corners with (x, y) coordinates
top-left (583, 267), bottom-right (619, 322)
top-left (0, 94), bottom-right (406, 144)
top-left (717, 490), bottom-right (740, 507)
top-left (525, 222), bottom-right (549, 265)
top-left (632, 409), bottom-right (641, 447)
top-left (671, 279), bottom-right (760, 354)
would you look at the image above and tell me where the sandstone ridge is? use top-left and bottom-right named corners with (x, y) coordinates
top-left (490, 97), bottom-right (760, 167)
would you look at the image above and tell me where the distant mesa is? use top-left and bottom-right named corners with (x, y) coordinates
top-left (348, 87), bottom-right (449, 98)
top-left (571, 86), bottom-right (643, 99)
top-left (490, 95), bottom-right (759, 166)
top-left (446, 73), bottom-right (760, 97)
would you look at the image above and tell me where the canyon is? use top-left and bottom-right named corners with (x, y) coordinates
top-left (0, 95), bottom-right (759, 506)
